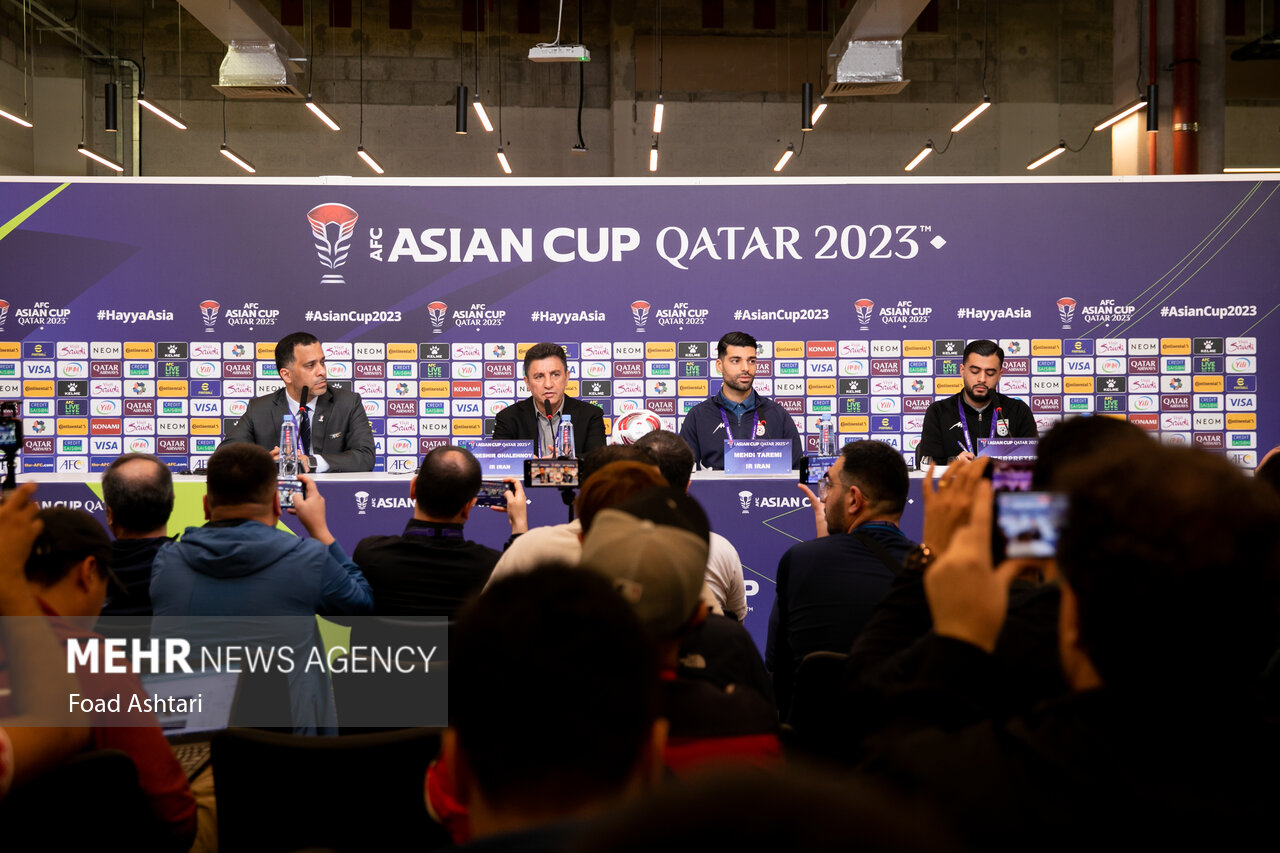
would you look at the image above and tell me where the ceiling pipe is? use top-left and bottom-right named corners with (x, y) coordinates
top-left (1172, 0), bottom-right (1198, 174)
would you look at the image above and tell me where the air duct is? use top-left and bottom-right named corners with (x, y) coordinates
top-left (823, 0), bottom-right (932, 98)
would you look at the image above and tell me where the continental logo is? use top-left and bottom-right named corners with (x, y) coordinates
top-left (645, 342), bottom-right (676, 359)
top-left (773, 341), bottom-right (805, 358)
top-left (254, 342), bottom-right (276, 360)
top-left (1226, 414), bottom-right (1256, 430)
top-left (1192, 376), bottom-right (1224, 393)
top-left (1160, 338), bottom-right (1191, 355)
top-left (419, 381), bottom-right (450, 397)
top-left (902, 340), bottom-right (933, 357)
top-left (565, 380), bottom-right (581, 396)
top-left (124, 342), bottom-right (156, 358)
top-left (190, 418), bottom-right (223, 435)
top-left (23, 380), bottom-right (54, 396)
top-left (0, 342), bottom-right (19, 357)
top-left (56, 419), bottom-right (88, 435)
top-left (157, 380), bottom-right (189, 396)
top-left (1063, 377), bottom-right (1095, 393)
top-left (1030, 339), bottom-right (1062, 356)
top-left (839, 416), bottom-right (870, 433)
top-left (452, 418), bottom-right (483, 436)
top-left (935, 378), bottom-right (962, 394)
top-left (678, 379), bottom-right (708, 396)
top-left (806, 379), bottom-right (837, 395)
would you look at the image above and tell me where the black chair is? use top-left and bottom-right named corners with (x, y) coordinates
top-left (330, 616), bottom-right (449, 733)
top-left (0, 749), bottom-right (173, 850)
top-left (784, 651), bottom-right (851, 759)
top-left (211, 726), bottom-right (449, 852)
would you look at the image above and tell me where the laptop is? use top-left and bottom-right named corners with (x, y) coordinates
top-left (140, 670), bottom-right (241, 781)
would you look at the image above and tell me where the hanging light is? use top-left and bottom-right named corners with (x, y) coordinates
top-left (357, 145), bottom-right (384, 174)
top-left (649, 141), bottom-right (659, 172)
top-left (773, 143), bottom-right (795, 172)
top-left (810, 96), bottom-right (827, 127)
top-left (496, 147), bottom-right (512, 174)
top-left (1026, 142), bottom-right (1067, 171)
top-left (104, 82), bottom-right (119, 132)
top-left (305, 95), bottom-right (341, 131)
top-left (473, 96), bottom-right (494, 132)
top-left (137, 94), bottom-right (187, 130)
top-left (78, 143), bottom-right (124, 172)
top-left (456, 85), bottom-right (469, 134)
top-left (801, 83), bottom-right (813, 132)
top-left (950, 95), bottom-right (991, 133)
top-left (0, 108), bottom-right (33, 128)
top-left (219, 144), bottom-right (256, 173)
top-left (652, 95), bottom-right (664, 134)
top-left (1093, 98), bottom-right (1147, 132)
top-left (904, 142), bottom-right (933, 172)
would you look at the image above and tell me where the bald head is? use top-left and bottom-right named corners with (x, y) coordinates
top-left (102, 453), bottom-right (174, 538)
top-left (414, 446), bottom-right (483, 520)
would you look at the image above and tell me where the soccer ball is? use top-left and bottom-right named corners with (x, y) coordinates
top-left (614, 409), bottom-right (662, 444)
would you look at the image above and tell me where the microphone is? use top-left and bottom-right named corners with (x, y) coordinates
top-left (300, 386), bottom-right (311, 409)
top-left (543, 398), bottom-right (553, 420)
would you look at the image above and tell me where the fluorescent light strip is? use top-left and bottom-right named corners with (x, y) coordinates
top-left (649, 144), bottom-right (659, 172)
top-left (1026, 144), bottom-right (1067, 171)
top-left (305, 97), bottom-right (341, 131)
top-left (137, 96), bottom-right (188, 130)
top-left (219, 144), bottom-right (257, 174)
top-left (1223, 167), bottom-right (1280, 173)
top-left (473, 99), bottom-right (494, 132)
top-left (652, 100), bottom-right (664, 134)
top-left (810, 102), bottom-right (827, 126)
top-left (357, 145), bottom-right (385, 174)
top-left (950, 97), bottom-right (991, 133)
top-left (0, 107), bottom-right (33, 128)
top-left (904, 143), bottom-right (933, 172)
top-left (773, 145), bottom-right (794, 172)
top-left (497, 148), bottom-right (512, 174)
top-left (77, 144), bottom-right (124, 172)
top-left (1093, 99), bottom-right (1147, 132)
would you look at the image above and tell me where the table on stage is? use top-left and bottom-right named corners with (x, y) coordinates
top-left (25, 472), bottom-right (929, 652)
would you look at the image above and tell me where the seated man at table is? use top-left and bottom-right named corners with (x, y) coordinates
top-left (353, 445), bottom-right (527, 618)
top-left (679, 331), bottom-right (803, 470)
top-left (221, 331), bottom-right (375, 472)
top-left (492, 342), bottom-right (606, 458)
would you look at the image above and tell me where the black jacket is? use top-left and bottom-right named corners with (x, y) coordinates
top-left (916, 390), bottom-right (1037, 465)
top-left (491, 395), bottom-right (606, 457)
top-left (221, 386), bottom-right (375, 472)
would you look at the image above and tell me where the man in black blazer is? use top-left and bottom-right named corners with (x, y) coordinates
top-left (492, 342), bottom-right (606, 458)
top-left (221, 332), bottom-right (375, 473)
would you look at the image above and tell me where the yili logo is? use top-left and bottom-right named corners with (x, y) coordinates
top-left (200, 300), bottom-right (220, 331)
top-left (630, 300), bottom-right (650, 331)
top-left (306, 203), bottom-right (359, 284)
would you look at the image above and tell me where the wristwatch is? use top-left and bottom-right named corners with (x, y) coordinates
top-left (903, 543), bottom-right (936, 573)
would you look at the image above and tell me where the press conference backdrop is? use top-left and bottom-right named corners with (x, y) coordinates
top-left (1, 176), bottom-right (1275, 476)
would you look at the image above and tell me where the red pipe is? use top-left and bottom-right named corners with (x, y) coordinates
top-left (1172, 0), bottom-right (1198, 174)
top-left (1148, 0), bottom-right (1158, 175)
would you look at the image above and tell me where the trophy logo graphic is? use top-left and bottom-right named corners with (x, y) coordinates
top-left (738, 490), bottom-right (753, 514)
top-left (428, 301), bottom-right (448, 333)
top-left (0, 299), bottom-right (8, 330)
top-left (630, 300), bottom-right (651, 332)
top-left (854, 298), bottom-right (875, 330)
top-left (306, 203), bottom-right (360, 284)
top-left (354, 490), bottom-right (370, 515)
top-left (1057, 297), bottom-right (1077, 329)
top-left (199, 300), bottom-right (220, 332)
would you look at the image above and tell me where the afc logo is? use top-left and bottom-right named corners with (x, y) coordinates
top-left (307, 203), bottom-right (359, 284)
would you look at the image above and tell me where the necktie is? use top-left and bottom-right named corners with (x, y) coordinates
top-left (298, 405), bottom-right (311, 456)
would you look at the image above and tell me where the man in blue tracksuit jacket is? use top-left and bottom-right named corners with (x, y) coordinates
top-left (678, 331), bottom-right (804, 470)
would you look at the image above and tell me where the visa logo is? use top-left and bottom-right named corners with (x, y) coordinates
top-left (1065, 360), bottom-right (1092, 372)
top-left (191, 402), bottom-right (220, 414)
top-left (91, 438), bottom-right (122, 454)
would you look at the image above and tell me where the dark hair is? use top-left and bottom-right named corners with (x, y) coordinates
top-left (962, 339), bottom-right (1004, 366)
top-left (415, 446), bottom-right (482, 518)
top-left (26, 508), bottom-right (113, 588)
top-left (634, 430), bottom-right (695, 491)
top-left (275, 332), bottom-right (320, 373)
top-left (575, 460), bottom-right (668, 533)
top-left (451, 566), bottom-right (659, 812)
top-left (1031, 415), bottom-right (1152, 490)
top-left (1255, 447), bottom-right (1280, 496)
top-left (206, 443), bottom-right (277, 508)
top-left (102, 453), bottom-right (174, 534)
top-left (1055, 445), bottom-right (1280, 694)
top-left (579, 444), bottom-right (656, 486)
top-left (837, 440), bottom-right (909, 516)
top-left (523, 342), bottom-right (568, 376)
top-left (717, 332), bottom-right (758, 358)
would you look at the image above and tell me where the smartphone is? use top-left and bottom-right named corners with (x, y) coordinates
top-left (799, 456), bottom-right (838, 485)
top-left (524, 458), bottom-right (579, 488)
top-left (475, 481), bottom-right (515, 507)
top-left (277, 477), bottom-right (303, 509)
top-left (990, 459), bottom-right (1035, 493)
top-left (992, 490), bottom-right (1066, 561)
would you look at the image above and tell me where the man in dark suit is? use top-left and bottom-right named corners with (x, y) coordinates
top-left (492, 342), bottom-right (606, 458)
top-left (221, 332), bottom-right (375, 473)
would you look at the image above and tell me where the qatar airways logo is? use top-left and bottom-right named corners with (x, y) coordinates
top-left (306, 203), bottom-right (359, 284)
top-left (200, 300), bottom-right (220, 331)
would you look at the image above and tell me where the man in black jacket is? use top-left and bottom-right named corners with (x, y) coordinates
top-left (221, 331), bottom-right (375, 472)
top-left (492, 342), bottom-right (606, 457)
top-left (100, 453), bottom-right (175, 617)
top-left (916, 339), bottom-right (1036, 466)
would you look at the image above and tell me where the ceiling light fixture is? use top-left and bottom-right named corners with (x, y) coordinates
top-left (1026, 142), bottom-right (1067, 170)
top-left (0, 108), bottom-right (33, 129)
top-left (77, 143), bottom-right (125, 172)
top-left (773, 143), bottom-right (795, 172)
top-left (801, 82), bottom-right (813, 132)
top-left (355, 0), bottom-right (383, 174)
top-left (137, 95), bottom-right (188, 130)
top-left (904, 142), bottom-right (933, 172)
top-left (219, 144), bottom-right (256, 173)
top-left (950, 95), bottom-right (991, 133)
top-left (1093, 97), bottom-right (1148, 132)
top-left (305, 95), bottom-right (341, 131)
top-left (357, 144), bottom-right (384, 174)
top-left (649, 141), bottom-right (659, 172)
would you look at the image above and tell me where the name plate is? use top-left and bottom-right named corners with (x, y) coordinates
top-left (977, 438), bottom-right (1039, 461)
top-left (723, 440), bottom-right (793, 475)
top-left (458, 439), bottom-right (536, 478)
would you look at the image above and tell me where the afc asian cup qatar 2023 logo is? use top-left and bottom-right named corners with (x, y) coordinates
top-left (738, 490), bottom-right (753, 514)
top-left (1057, 297), bottom-right (1077, 329)
top-left (631, 300), bottom-right (650, 332)
top-left (428, 301), bottom-right (448, 333)
top-left (355, 490), bottom-right (370, 515)
top-left (854, 298), bottom-right (875, 331)
top-left (306, 203), bottom-right (359, 285)
top-left (0, 299), bottom-right (8, 330)
top-left (199, 300), bottom-right (220, 331)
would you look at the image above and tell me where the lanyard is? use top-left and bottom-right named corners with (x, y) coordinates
top-left (405, 525), bottom-right (465, 539)
top-left (956, 398), bottom-right (1002, 456)
top-left (719, 405), bottom-right (759, 443)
